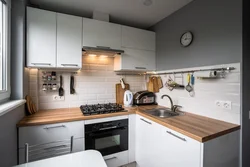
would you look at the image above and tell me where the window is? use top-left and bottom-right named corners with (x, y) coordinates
top-left (0, 0), bottom-right (10, 101)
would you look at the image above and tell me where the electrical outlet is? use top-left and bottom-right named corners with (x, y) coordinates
top-left (222, 101), bottom-right (232, 110)
top-left (215, 100), bottom-right (221, 107)
top-left (53, 95), bottom-right (65, 101)
top-left (215, 100), bottom-right (232, 110)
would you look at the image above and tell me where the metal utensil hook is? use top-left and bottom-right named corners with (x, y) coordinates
top-left (221, 68), bottom-right (226, 78)
top-left (173, 72), bottom-right (176, 82)
top-left (71, 72), bottom-right (77, 75)
top-left (181, 73), bottom-right (184, 85)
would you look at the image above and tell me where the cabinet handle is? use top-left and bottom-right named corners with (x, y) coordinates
top-left (43, 125), bottom-right (66, 130)
top-left (135, 67), bottom-right (147, 70)
top-left (25, 143), bottom-right (29, 163)
top-left (96, 46), bottom-right (111, 49)
top-left (166, 131), bottom-right (186, 141)
top-left (31, 63), bottom-right (51, 66)
top-left (44, 145), bottom-right (68, 150)
top-left (105, 157), bottom-right (117, 161)
top-left (140, 118), bottom-right (152, 125)
top-left (61, 64), bottom-right (78, 67)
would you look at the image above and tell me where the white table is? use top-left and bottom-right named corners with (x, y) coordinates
top-left (13, 150), bottom-right (108, 167)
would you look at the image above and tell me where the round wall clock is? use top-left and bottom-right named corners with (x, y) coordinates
top-left (180, 31), bottom-right (193, 47)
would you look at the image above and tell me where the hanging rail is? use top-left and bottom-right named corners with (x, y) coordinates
top-left (114, 67), bottom-right (236, 76)
top-left (147, 67), bottom-right (236, 75)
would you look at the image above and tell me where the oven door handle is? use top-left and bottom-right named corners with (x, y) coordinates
top-left (99, 126), bottom-right (118, 131)
top-left (86, 127), bottom-right (127, 137)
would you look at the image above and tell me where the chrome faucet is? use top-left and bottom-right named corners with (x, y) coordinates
top-left (161, 94), bottom-right (182, 112)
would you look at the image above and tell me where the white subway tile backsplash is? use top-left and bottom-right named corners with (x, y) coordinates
top-left (34, 67), bottom-right (144, 109)
top-left (156, 63), bottom-right (241, 124)
top-left (29, 69), bottom-right (38, 75)
top-left (79, 94), bottom-right (97, 101)
top-left (29, 75), bottom-right (38, 82)
top-left (29, 90), bottom-right (37, 97)
top-left (97, 94), bottom-right (114, 100)
top-left (27, 58), bottom-right (239, 125)
top-left (68, 95), bottom-right (79, 101)
top-left (89, 65), bottom-right (107, 71)
top-left (29, 83), bottom-right (37, 90)
top-left (87, 100), bottom-right (106, 105)
top-left (28, 57), bottom-right (145, 110)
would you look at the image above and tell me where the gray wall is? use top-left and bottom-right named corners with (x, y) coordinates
top-left (0, 0), bottom-right (28, 166)
top-left (151, 0), bottom-right (242, 71)
top-left (241, 0), bottom-right (249, 166)
top-left (0, 105), bottom-right (25, 167)
top-left (11, 0), bottom-right (29, 100)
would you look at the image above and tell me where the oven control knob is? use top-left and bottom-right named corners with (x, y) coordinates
top-left (117, 123), bottom-right (121, 127)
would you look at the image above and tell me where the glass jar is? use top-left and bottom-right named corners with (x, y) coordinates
top-left (42, 84), bottom-right (47, 91)
top-left (52, 84), bottom-right (57, 91)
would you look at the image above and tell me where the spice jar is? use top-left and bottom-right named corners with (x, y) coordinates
top-left (42, 84), bottom-right (47, 91)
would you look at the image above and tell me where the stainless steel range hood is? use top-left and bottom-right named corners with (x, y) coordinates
top-left (82, 46), bottom-right (124, 57)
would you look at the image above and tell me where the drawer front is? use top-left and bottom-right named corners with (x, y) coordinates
top-left (18, 138), bottom-right (84, 164)
top-left (18, 121), bottom-right (84, 148)
top-left (104, 151), bottom-right (129, 167)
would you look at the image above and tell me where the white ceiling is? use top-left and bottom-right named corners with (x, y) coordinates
top-left (29, 0), bottom-right (193, 29)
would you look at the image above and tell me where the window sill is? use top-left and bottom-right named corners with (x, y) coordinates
top-left (0, 99), bottom-right (26, 116)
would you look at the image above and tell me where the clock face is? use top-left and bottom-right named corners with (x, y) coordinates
top-left (180, 32), bottom-right (193, 47)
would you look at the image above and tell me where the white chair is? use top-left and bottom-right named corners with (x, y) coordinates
top-left (24, 136), bottom-right (74, 163)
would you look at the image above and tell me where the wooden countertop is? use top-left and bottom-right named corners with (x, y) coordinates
top-left (17, 105), bottom-right (240, 143)
top-left (17, 107), bottom-right (136, 127)
top-left (136, 105), bottom-right (240, 142)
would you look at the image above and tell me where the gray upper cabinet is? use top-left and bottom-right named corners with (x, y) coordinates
top-left (82, 18), bottom-right (122, 50)
top-left (56, 13), bottom-right (82, 69)
top-left (26, 7), bottom-right (57, 68)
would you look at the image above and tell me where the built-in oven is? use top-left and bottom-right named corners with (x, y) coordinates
top-left (85, 119), bottom-right (128, 156)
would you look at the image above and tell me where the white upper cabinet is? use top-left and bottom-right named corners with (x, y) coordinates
top-left (122, 26), bottom-right (155, 51)
top-left (114, 26), bottom-right (156, 71)
top-left (27, 7), bottom-right (57, 68)
top-left (82, 18), bottom-right (122, 49)
top-left (56, 13), bottom-right (82, 68)
top-left (114, 48), bottom-right (156, 71)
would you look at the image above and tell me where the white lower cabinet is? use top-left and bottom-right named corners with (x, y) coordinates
top-left (158, 126), bottom-right (201, 167)
top-left (104, 151), bottom-right (129, 167)
top-left (135, 115), bottom-right (162, 167)
top-left (134, 115), bottom-right (240, 167)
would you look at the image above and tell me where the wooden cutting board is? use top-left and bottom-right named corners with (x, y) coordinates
top-left (157, 76), bottom-right (163, 89)
top-left (116, 83), bottom-right (130, 105)
top-left (147, 76), bottom-right (159, 93)
top-left (25, 95), bottom-right (34, 115)
top-left (153, 76), bottom-right (159, 92)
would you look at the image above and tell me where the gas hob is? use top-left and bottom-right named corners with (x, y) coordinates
top-left (80, 103), bottom-right (127, 116)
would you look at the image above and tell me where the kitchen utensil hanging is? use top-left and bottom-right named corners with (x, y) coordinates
top-left (165, 74), bottom-right (185, 91)
top-left (165, 75), bottom-right (174, 91)
top-left (189, 73), bottom-right (195, 97)
top-left (59, 75), bottom-right (64, 96)
top-left (70, 75), bottom-right (75, 94)
top-left (185, 73), bottom-right (193, 92)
